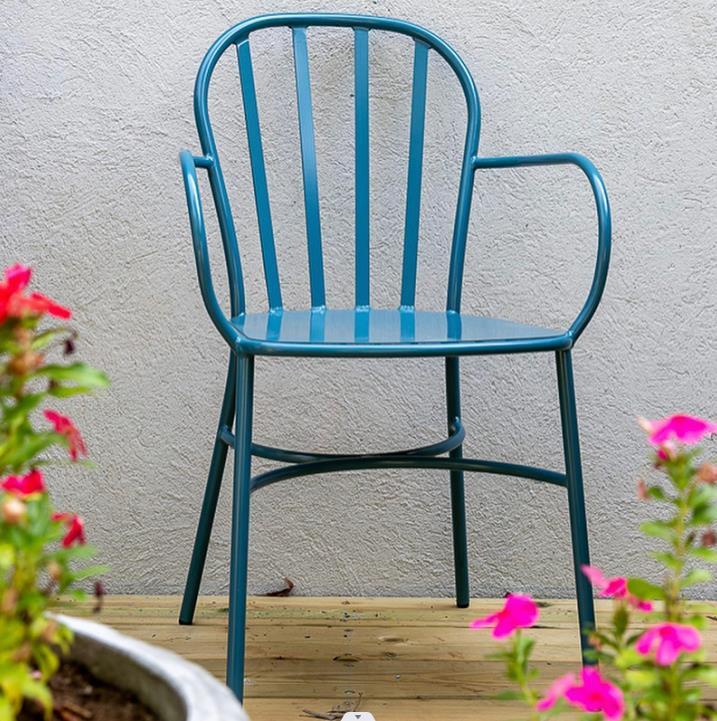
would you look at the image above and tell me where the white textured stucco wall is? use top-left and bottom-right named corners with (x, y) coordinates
top-left (1, 0), bottom-right (716, 599)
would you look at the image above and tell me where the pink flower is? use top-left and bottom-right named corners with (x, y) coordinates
top-left (44, 410), bottom-right (87, 461)
top-left (635, 622), bottom-right (701, 665)
top-left (537, 668), bottom-right (624, 720)
top-left (1, 469), bottom-right (46, 496)
top-left (641, 414), bottom-right (717, 447)
top-left (52, 512), bottom-right (86, 547)
top-left (564, 667), bottom-right (624, 721)
top-left (536, 673), bottom-right (576, 711)
top-left (470, 594), bottom-right (539, 638)
top-left (0, 264), bottom-right (71, 322)
top-left (582, 565), bottom-right (653, 612)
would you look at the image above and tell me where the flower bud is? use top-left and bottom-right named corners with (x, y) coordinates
top-left (1, 496), bottom-right (26, 524)
top-left (637, 417), bottom-right (654, 434)
top-left (702, 529), bottom-right (717, 547)
top-left (7, 351), bottom-right (43, 375)
top-left (697, 463), bottom-right (717, 484)
top-left (637, 479), bottom-right (648, 500)
top-left (47, 560), bottom-right (63, 583)
top-left (13, 643), bottom-right (31, 663)
top-left (40, 619), bottom-right (58, 643)
top-left (0, 588), bottom-right (18, 615)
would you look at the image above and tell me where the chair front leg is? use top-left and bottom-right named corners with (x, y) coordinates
top-left (227, 354), bottom-right (255, 700)
top-left (556, 350), bottom-right (595, 663)
top-left (180, 353), bottom-right (237, 625)
top-left (446, 357), bottom-right (470, 608)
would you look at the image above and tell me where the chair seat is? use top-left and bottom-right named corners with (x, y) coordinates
top-left (232, 308), bottom-right (571, 357)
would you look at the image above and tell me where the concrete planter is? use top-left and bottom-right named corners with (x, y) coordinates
top-left (57, 615), bottom-right (249, 721)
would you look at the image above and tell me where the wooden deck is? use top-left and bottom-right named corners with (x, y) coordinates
top-left (60, 596), bottom-right (717, 720)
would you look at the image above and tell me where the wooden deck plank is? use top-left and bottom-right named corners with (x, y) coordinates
top-left (62, 596), bottom-right (717, 719)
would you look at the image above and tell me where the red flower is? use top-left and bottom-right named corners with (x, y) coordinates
top-left (20, 292), bottom-right (72, 319)
top-left (44, 410), bottom-right (88, 461)
top-left (0, 263), bottom-right (71, 322)
top-left (52, 512), bottom-right (86, 547)
top-left (1, 469), bottom-right (46, 496)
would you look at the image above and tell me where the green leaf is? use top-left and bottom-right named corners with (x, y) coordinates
top-left (613, 604), bottom-right (629, 636)
top-left (47, 384), bottom-right (97, 398)
top-left (680, 569), bottom-right (712, 588)
top-left (0, 695), bottom-right (13, 721)
top-left (690, 665), bottom-right (717, 687)
top-left (30, 327), bottom-right (65, 351)
top-left (691, 504), bottom-right (717, 526)
top-left (19, 674), bottom-right (51, 714)
top-left (35, 362), bottom-right (109, 389)
top-left (640, 520), bottom-right (677, 542)
top-left (70, 564), bottom-right (109, 581)
top-left (688, 546), bottom-right (717, 563)
top-left (652, 550), bottom-right (681, 571)
top-left (614, 646), bottom-right (644, 669)
top-left (627, 577), bottom-right (665, 600)
top-left (625, 668), bottom-right (660, 689)
top-left (645, 485), bottom-right (668, 501)
top-left (492, 690), bottom-right (524, 701)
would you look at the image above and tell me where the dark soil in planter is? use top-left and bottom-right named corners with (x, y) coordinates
top-left (19, 660), bottom-right (159, 721)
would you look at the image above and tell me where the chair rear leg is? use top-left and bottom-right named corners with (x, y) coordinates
top-left (226, 355), bottom-right (255, 700)
top-left (446, 357), bottom-right (470, 608)
top-left (179, 354), bottom-right (237, 625)
top-left (556, 350), bottom-right (595, 663)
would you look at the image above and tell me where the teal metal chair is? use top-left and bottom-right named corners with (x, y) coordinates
top-left (178, 13), bottom-right (611, 700)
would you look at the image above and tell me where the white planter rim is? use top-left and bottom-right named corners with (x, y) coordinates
top-left (56, 614), bottom-right (248, 721)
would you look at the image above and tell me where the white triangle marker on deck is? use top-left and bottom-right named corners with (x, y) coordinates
top-left (342, 714), bottom-right (375, 721)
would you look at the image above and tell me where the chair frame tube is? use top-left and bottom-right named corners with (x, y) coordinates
top-left (178, 13), bottom-right (612, 702)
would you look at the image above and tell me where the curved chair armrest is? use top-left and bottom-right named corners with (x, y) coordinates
top-left (472, 152), bottom-right (611, 342)
top-left (179, 150), bottom-right (239, 348)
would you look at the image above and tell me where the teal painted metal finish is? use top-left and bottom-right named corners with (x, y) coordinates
top-left (231, 308), bottom-right (571, 357)
top-left (292, 27), bottom-right (326, 309)
top-left (250, 455), bottom-right (568, 492)
top-left (179, 353), bottom-right (236, 625)
top-left (354, 28), bottom-right (370, 308)
top-left (178, 12), bottom-right (612, 700)
top-left (226, 355), bottom-right (254, 695)
top-left (400, 40), bottom-right (429, 308)
top-left (556, 350), bottom-right (596, 661)
top-left (236, 40), bottom-right (282, 311)
top-left (446, 357), bottom-right (470, 608)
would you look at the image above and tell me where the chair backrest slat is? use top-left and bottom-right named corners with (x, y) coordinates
top-left (194, 14), bottom-right (481, 316)
top-left (292, 26), bottom-right (326, 309)
top-left (236, 39), bottom-right (283, 311)
top-left (354, 27), bottom-right (371, 308)
top-left (400, 40), bottom-right (429, 308)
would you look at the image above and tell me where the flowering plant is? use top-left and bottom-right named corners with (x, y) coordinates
top-left (0, 264), bottom-right (108, 719)
top-left (472, 414), bottom-right (717, 721)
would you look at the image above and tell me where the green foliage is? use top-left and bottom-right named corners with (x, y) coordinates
top-left (0, 268), bottom-right (107, 719)
top-left (487, 424), bottom-right (717, 721)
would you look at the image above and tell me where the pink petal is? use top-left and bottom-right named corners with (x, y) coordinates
top-left (469, 612), bottom-right (499, 629)
top-left (581, 564), bottom-right (608, 590)
top-left (635, 626), bottom-right (658, 655)
top-left (602, 577), bottom-right (628, 599)
top-left (675, 624), bottom-right (702, 653)
top-left (536, 673), bottom-right (576, 711)
top-left (632, 598), bottom-right (654, 612)
top-left (648, 414), bottom-right (717, 447)
top-left (492, 614), bottom-right (517, 638)
top-left (654, 637), bottom-right (681, 666)
top-left (503, 594), bottom-right (539, 627)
